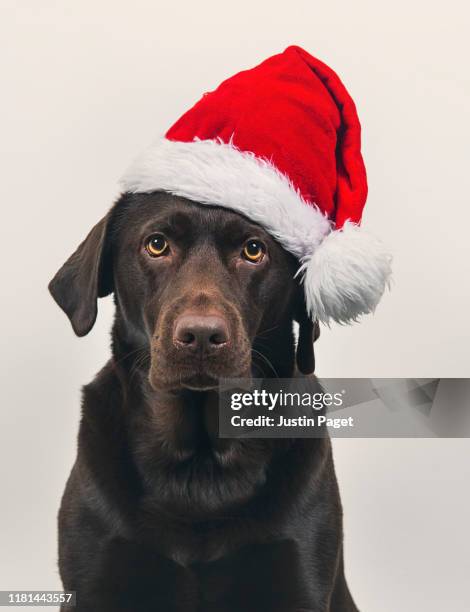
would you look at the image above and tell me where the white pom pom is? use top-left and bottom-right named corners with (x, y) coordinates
top-left (299, 222), bottom-right (392, 324)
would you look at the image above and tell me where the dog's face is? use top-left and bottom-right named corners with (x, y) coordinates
top-left (49, 193), bottom-right (315, 389)
top-left (113, 194), bottom-right (299, 390)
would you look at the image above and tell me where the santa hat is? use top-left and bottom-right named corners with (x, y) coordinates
top-left (121, 45), bottom-right (391, 324)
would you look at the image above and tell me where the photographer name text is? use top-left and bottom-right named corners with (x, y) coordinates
top-left (231, 414), bottom-right (355, 429)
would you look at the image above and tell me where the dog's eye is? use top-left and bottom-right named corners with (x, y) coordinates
top-left (242, 240), bottom-right (265, 263)
top-left (146, 234), bottom-right (169, 257)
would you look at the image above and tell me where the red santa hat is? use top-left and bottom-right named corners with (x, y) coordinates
top-left (121, 45), bottom-right (391, 324)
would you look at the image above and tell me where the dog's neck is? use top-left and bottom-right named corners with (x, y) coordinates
top-left (108, 317), bottom-right (299, 515)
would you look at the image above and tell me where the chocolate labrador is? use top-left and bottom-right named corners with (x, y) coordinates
top-left (49, 192), bottom-right (359, 611)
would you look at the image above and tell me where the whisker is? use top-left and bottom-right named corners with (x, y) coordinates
top-left (254, 324), bottom-right (280, 339)
top-left (251, 348), bottom-right (279, 378)
top-left (128, 350), bottom-right (151, 385)
top-left (112, 345), bottom-right (149, 368)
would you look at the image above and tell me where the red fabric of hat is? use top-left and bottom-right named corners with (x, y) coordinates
top-left (167, 46), bottom-right (367, 229)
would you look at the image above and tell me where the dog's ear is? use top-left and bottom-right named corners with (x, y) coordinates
top-left (48, 213), bottom-right (113, 337)
top-left (295, 298), bottom-right (320, 375)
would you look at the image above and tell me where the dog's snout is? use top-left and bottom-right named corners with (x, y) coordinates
top-left (173, 314), bottom-right (229, 352)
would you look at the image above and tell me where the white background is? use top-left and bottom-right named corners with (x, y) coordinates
top-left (1, 1), bottom-right (469, 610)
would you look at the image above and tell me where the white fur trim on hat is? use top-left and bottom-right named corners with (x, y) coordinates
top-left (297, 222), bottom-right (392, 324)
top-left (121, 138), bottom-right (330, 259)
top-left (121, 138), bottom-right (391, 324)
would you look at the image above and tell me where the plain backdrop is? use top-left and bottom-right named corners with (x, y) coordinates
top-left (1, 1), bottom-right (469, 610)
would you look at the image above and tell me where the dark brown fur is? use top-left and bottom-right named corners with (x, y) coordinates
top-left (49, 193), bottom-right (358, 611)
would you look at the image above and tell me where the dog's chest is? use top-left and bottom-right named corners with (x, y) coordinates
top-left (92, 535), bottom-right (315, 611)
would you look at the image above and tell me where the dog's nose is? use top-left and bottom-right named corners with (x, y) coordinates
top-left (173, 314), bottom-right (229, 352)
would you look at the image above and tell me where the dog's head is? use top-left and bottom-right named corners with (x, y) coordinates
top-left (49, 193), bottom-right (318, 389)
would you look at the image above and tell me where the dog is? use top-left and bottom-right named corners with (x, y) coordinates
top-left (49, 191), bottom-right (359, 611)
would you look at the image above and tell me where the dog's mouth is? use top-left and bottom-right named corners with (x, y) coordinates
top-left (178, 371), bottom-right (220, 391)
top-left (149, 364), bottom-right (250, 392)
top-left (148, 352), bottom-right (251, 393)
